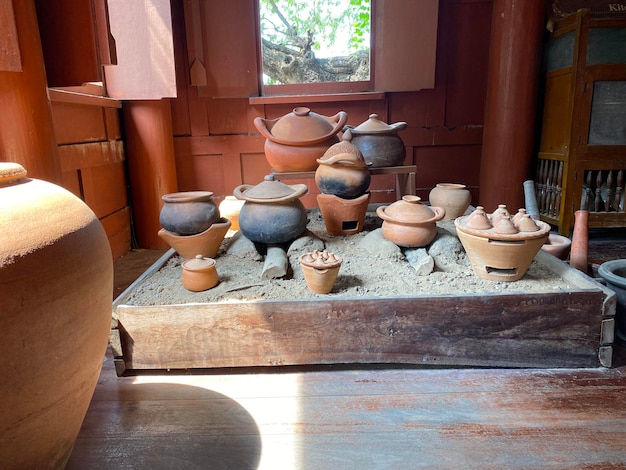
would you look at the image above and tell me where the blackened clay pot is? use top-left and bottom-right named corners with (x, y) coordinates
top-left (159, 191), bottom-right (220, 236)
top-left (344, 114), bottom-right (407, 167)
top-left (0, 162), bottom-right (113, 468)
top-left (315, 152), bottom-right (371, 199)
top-left (234, 175), bottom-right (308, 244)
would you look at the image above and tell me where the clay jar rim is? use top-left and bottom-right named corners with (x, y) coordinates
top-left (162, 191), bottom-right (214, 203)
top-left (376, 195), bottom-right (445, 226)
top-left (254, 107), bottom-right (348, 146)
top-left (434, 182), bottom-right (467, 191)
top-left (348, 113), bottom-right (408, 135)
top-left (233, 175), bottom-right (308, 203)
top-left (598, 259), bottom-right (626, 288)
top-left (0, 162), bottom-right (28, 185)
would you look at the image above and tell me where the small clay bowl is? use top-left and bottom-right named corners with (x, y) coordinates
top-left (181, 255), bottom-right (219, 292)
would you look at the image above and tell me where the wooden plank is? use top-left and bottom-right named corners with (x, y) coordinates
top-left (115, 292), bottom-right (606, 371)
top-left (67, 347), bottom-right (626, 469)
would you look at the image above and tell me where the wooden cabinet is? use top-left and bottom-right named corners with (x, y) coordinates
top-left (534, 9), bottom-right (626, 235)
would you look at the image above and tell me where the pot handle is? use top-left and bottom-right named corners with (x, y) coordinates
top-left (326, 111), bottom-right (349, 136)
top-left (389, 121), bottom-right (408, 132)
top-left (233, 184), bottom-right (253, 200)
top-left (253, 117), bottom-right (280, 140)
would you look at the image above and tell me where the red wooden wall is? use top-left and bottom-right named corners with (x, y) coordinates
top-left (168, 0), bottom-right (493, 210)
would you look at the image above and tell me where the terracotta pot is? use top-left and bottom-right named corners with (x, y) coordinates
top-left (541, 233), bottom-right (572, 260)
top-left (254, 107), bottom-right (348, 172)
top-left (344, 114), bottom-right (407, 167)
top-left (234, 175), bottom-right (308, 244)
top-left (159, 191), bottom-right (219, 235)
top-left (455, 205), bottom-right (551, 281)
top-left (219, 196), bottom-right (245, 231)
top-left (181, 255), bottom-right (219, 291)
top-left (299, 250), bottom-right (343, 294)
top-left (315, 152), bottom-right (371, 199)
top-left (158, 217), bottom-right (231, 259)
top-left (598, 259), bottom-right (626, 345)
top-left (570, 210), bottom-right (589, 273)
top-left (428, 183), bottom-right (471, 219)
top-left (316, 192), bottom-right (371, 236)
top-left (0, 162), bottom-right (113, 468)
top-left (376, 195), bottom-right (445, 247)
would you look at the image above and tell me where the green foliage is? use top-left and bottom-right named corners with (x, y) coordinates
top-left (259, 0), bottom-right (370, 56)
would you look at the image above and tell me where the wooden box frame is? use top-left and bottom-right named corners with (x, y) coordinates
top-left (110, 249), bottom-right (616, 375)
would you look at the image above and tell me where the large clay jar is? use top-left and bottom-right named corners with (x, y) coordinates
top-left (376, 195), bottom-right (445, 247)
top-left (0, 162), bottom-right (113, 469)
top-left (254, 107), bottom-right (348, 172)
top-left (455, 205), bottom-right (551, 282)
top-left (345, 114), bottom-right (407, 167)
top-left (234, 174), bottom-right (308, 244)
top-left (159, 191), bottom-right (220, 235)
top-left (428, 183), bottom-right (471, 219)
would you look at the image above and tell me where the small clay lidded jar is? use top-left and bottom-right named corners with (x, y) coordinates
top-left (181, 255), bottom-right (219, 292)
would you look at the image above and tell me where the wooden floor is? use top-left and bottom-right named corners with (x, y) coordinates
top-left (67, 229), bottom-right (626, 469)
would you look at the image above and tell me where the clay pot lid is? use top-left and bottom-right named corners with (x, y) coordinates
top-left (379, 195), bottom-right (445, 223)
top-left (182, 254), bottom-right (216, 272)
top-left (350, 114), bottom-right (407, 135)
top-left (234, 175), bottom-right (308, 202)
top-left (320, 130), bottom-right (365, 161)
top-left (299, 250), bottom-right (343, 269)
top-left (0, 162), bottom-right (27, 185)
top-left (269, 107), bottom-right (335, 141)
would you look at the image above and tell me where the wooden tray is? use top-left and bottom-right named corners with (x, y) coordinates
top-left (110, 249), bottom-right (616, 375)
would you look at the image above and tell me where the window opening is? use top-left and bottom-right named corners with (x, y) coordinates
top-left (258, 0), bottom-right (371, 87)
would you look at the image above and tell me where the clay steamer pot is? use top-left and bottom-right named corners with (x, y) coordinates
top-left (376, 195), bottom-right (445, 247)
top-left (234, 174), bottom-right (308, 244)
top-left (299, 249), bottom-right (343, 294)
top-left (345, 114), bottom-right (407, 167)
top-left (159, 191), bottom-right (220, 236)
top-left (254, 107), bottom-right (348, 172)
top-left (455, 205), bottom-right (551, 282)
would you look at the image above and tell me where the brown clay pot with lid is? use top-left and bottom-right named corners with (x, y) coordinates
top-left (345, 114), bottom-right (407, 167)
top-left (254, 107), bottom-right (348, 172)
top-left (234, 174), bottom-right (308, 244)
top-left (454, 205), bottom-right (551, 282)
top-left (376, 195), bottom-right (446, 247)
top-left (1, 162), bottom-right (113, 468)
top-left (181, 255), bottom-right (219, 291)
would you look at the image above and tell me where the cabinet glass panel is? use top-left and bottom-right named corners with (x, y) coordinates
top-left (588, 81), bottom-right (626, 146)
top-left (587, 28), bottom-right (626, 65)
top-left (545, 31), bottom-right (574, 72)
